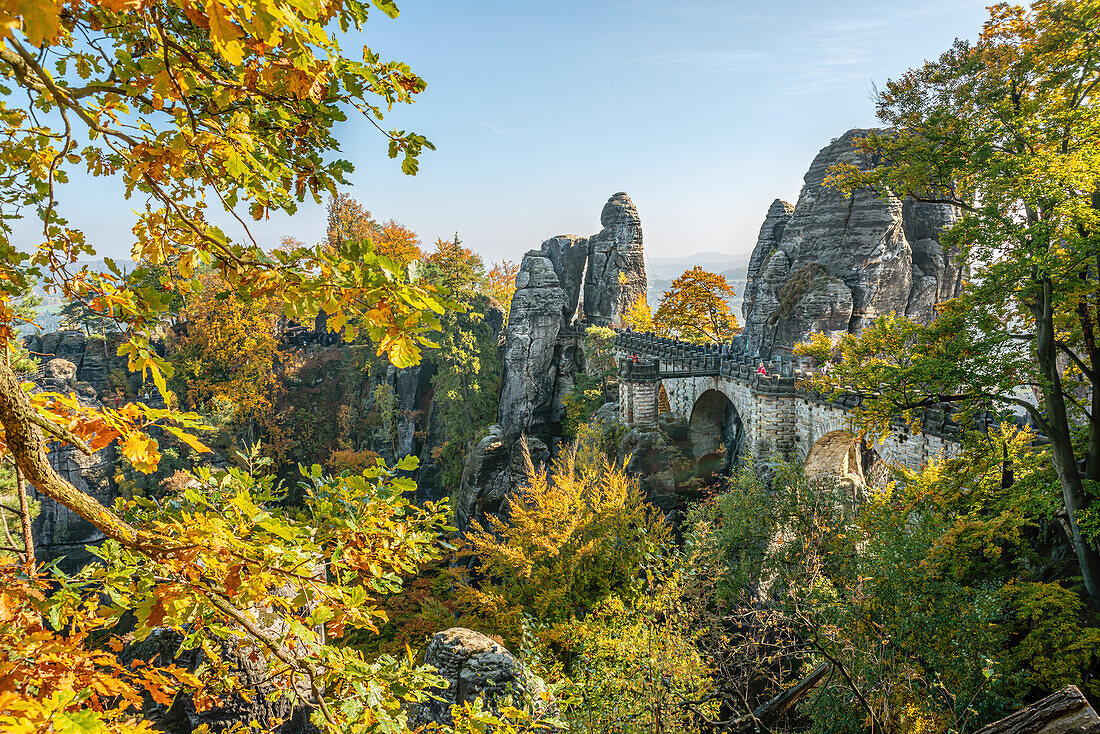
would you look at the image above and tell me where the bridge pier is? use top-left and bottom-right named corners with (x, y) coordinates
top-left (619, 360), bottom-right (660, 428)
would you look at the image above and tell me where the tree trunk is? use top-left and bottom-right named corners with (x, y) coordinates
top-left (0, 358), bottom-right (152, 554)
top-left (1036, 280), bottom-right (1100, 609)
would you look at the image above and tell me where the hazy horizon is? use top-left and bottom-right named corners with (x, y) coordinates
top-left (12, 0), bottom-right (992, 266)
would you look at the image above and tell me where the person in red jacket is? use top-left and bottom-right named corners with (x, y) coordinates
top-left (756, 363), bottom-right (767, 375)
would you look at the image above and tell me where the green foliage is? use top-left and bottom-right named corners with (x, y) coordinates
top-left (429, 294), bottom-right (502, 491)
top-left (564, 593), bottom-right (714, 734)
top-left (462, 440), bottom-right (671, 667)
top-left (372, 382), bottom-right (398, 451)
top-left (562, 326), bottom-right (619, 439)
top-left (684, 426), bottom-right (1100, 733)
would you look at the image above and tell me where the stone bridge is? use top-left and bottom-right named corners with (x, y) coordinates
top-left (613, 331), bottom-right (966, 484)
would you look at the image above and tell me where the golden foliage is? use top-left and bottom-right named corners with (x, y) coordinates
top-left (462, 439), bottom-right (670, 657)
top-left (172, 275), bottom-right (281, 424)
top-left (622, 293), bottom-right (654, 332)
top-left (486, 260), bottom-right (519, 317)
top-left (654, 267), bottom-right (740, 343)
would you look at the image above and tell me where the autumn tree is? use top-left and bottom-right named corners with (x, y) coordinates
top-left (654, 267), bottom-right (740, 343)
top-left (486, 259), bottom-right (519, 318)
top-left (325, 193), bottom-right (379, 254)
top-left (171, 275), bottom-right (281, 430)
top-left (376, 218), bottom-right (425, 263)
top-left (799, 0), bottom-right (1100, 608)
top-left (463, 440), bottom-right (670, 665)
top-left (622, 293), bottom-right (655, 332)
top-left (0, 0), bottom-right (477, 728)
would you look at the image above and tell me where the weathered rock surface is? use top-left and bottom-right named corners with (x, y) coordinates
top-left (742, 129), bottom-right (963, 357)
top-left (414, 628), bottom-right (556, 727)
top-left (497, 253), bottom-right (569, 440)
top-left (25, 330), bottom-right (124, 395)
top-left (583, 192), bottom-right (647, 326)
top-left (461, 194), bottom-right (647, 531)
top-left (742, 199), bottom-right (795, 321)
top-left (28, 358), bottom-right (120, 573)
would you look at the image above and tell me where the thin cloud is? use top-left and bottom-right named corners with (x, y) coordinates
top-left (474, 120), bottom-right (513, 138)
top-left (625, 0), bottom-right (782, 22)
top-left (627, 49), bottom-right (766, 72)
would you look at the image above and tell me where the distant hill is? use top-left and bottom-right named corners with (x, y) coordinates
top-left (646, 251), bottom-right (751, 311)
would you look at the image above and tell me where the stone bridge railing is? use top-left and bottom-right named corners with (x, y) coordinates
top-left (612, 330), bottom-right (1020, 446)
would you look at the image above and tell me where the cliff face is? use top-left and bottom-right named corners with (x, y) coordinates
top-left (457, 193), bottom-right (647, 530)
top-left (26, 357), bottom-right (120, 572)
top-left (741, 129), bottom-right (964, 357)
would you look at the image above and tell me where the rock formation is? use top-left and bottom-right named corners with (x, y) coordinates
top-left (414, 628), bottom-right (555, 727)
top-left (741, 129), bottom-right (964, 357)
top-left (457, 193), bottom-right (647, 530)
top-left (25, 330), bottom-right (125, 395)
top-left (583, 192), bottom-right (647, 325)
top-left (29, 357), bottom-right (120, 572)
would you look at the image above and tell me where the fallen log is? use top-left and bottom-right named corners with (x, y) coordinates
top-left (975, 685), bottom-right (1100, 734)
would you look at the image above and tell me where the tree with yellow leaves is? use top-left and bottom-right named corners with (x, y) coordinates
top-left (171, 275), bottom-right (281, 428)
top-left (462, 439), bottom-right (670, 666)
top-left (486, 260), bottom-right (519, 318)
top-left (622, 293), bottom-right (655, 332)
top-left (0, 0), bottom-right (480, 729)
top-left (654, 267), bottom-right (740, 343)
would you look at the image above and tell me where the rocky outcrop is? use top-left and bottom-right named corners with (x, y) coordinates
top-left (742, 199), bottom-right (795, 320)
top-left (29, 358), bottom-right (120, 573)
top-left (497, 253), bottom-right (570, 440)
top-left (414, 628), bottom-right (556, 727)
top-left (25, 330), bottom-right (124, 395)
top-left (742, 130), bottom-right (963, 357)
top-left (460, 194), bottom-right (647, 531)
top-left (583, 193), bottom-right (647, 325)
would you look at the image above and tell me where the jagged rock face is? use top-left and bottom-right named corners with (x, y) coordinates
top-left (742, 130), bottom-right (963, 356)
top-left (583, 192), bottom-right (647, 326)
top-left (456, 428), bottom-right (547, 531)
top-left (461, 193), bottom-right (646, 531)
top-left (25, 330), bottom-right (121, 395)
top-left (28, 358), bottom-right (119, 573)
top-left (541, 235), bottom-right (589, 321)
top-left (742, 198), bottom-right (795, 323)
top-left (414, 628), bottom-right (556, 727)
top-left (497, 252), bottom-right (568, 440)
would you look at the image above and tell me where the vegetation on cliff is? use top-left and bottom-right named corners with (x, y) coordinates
top-left (1, 0), bottom-right (1099, 733)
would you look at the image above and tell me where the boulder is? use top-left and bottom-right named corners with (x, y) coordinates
top-left (414, 628), bottom-right (556, 727)
top-left (741, 129), bottom-right (964, 357)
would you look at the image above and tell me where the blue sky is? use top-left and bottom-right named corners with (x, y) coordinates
top-left (28, 0), bottom-right (992, 264)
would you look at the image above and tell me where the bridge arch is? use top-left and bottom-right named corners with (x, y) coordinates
top-left (688, 388), bottom-right (745, 475)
